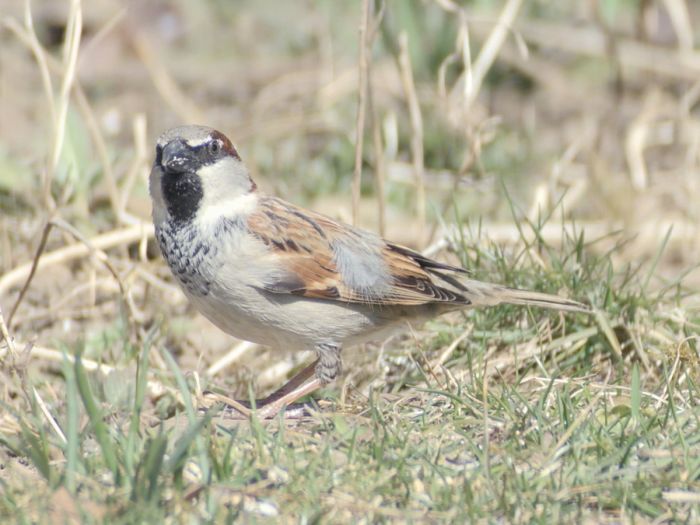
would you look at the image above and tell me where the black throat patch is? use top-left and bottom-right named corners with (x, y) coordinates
top-left (160, 170), bottom-right (203, 225)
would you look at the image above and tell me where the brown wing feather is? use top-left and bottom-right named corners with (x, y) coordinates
top-left (247, 197), bottom-right (469, 306)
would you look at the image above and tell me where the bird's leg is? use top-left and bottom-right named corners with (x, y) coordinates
top-left (313, 342), bottom-right (342, 383)
top-left (201, 363), bottom-right (316, 418)
top-left (254, 377), bottom-right (323, 419)
top-left (253, 343), bottom-right (342, 419)
top-left (204, 365), bottom-right (319, 419)
top-left (257, 360), bottom-right (318, 404)
top-left (208, 344), bottom-right (342, 419)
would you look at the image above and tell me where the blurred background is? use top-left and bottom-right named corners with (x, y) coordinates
top-left (1, 0), bottom-right (699, 393)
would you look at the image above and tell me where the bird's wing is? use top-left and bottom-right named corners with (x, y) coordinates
top-left (246, 197), bottom-right (470, 306)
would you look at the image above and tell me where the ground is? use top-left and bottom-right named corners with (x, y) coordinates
top-left (1, 0), bottom-right (699, 523)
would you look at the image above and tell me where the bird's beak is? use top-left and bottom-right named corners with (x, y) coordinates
top-left (160, 140), bottom-right (193, 174)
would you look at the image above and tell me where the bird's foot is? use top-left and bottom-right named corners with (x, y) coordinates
top-left (202, 378), bottom-right (322, 420)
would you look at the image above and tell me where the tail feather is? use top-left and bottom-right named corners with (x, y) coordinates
top-left (461, 279), bottom-right (589, 313)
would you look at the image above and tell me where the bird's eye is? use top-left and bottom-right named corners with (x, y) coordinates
top-left (208, 140), bottom-right (221, 155)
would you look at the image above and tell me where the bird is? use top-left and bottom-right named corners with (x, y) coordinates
top-left (149, 125), bottom-right (588, 418)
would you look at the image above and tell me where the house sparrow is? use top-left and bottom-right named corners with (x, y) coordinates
top-left (149, 125), bottom-right (587, 418)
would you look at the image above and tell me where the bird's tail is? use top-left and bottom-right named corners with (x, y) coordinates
top-left (459, 279), bottom-right (589, 313)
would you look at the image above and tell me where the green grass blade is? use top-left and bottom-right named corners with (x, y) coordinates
top-left (132, 433), bottom-right (168, 502)
top-left (164, 412), bottom-right (213, 475)
top-left (74, 351), bottom-right (119, 482)
top-left (161, 349), bottom-right (196, 423)
top-left (19, 424), bottom-right (51, 482)
top-left (61, 352), bottom-right (80, 493)
top-left (162, 348), bottom-right (212, 482)
top-left (642, 225), bottom-right (673, 293)
top-left (631, 363), bottom-right (641, 423)
top-left (125, 335), bottom-right (153, 478)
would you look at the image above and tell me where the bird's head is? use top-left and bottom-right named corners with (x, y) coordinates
top-left (150, 125), bottom-right (256, 225)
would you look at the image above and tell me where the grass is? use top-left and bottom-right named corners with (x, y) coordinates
top-left (1, 221), bottom-right (699, 523)
top-left (1, 0), bottom-right (700, 523)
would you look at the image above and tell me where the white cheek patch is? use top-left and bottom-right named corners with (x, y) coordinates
top-left (196, 157), bottom-right (258, 227)
top-left (197, 157), bottom-right (250, 196)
